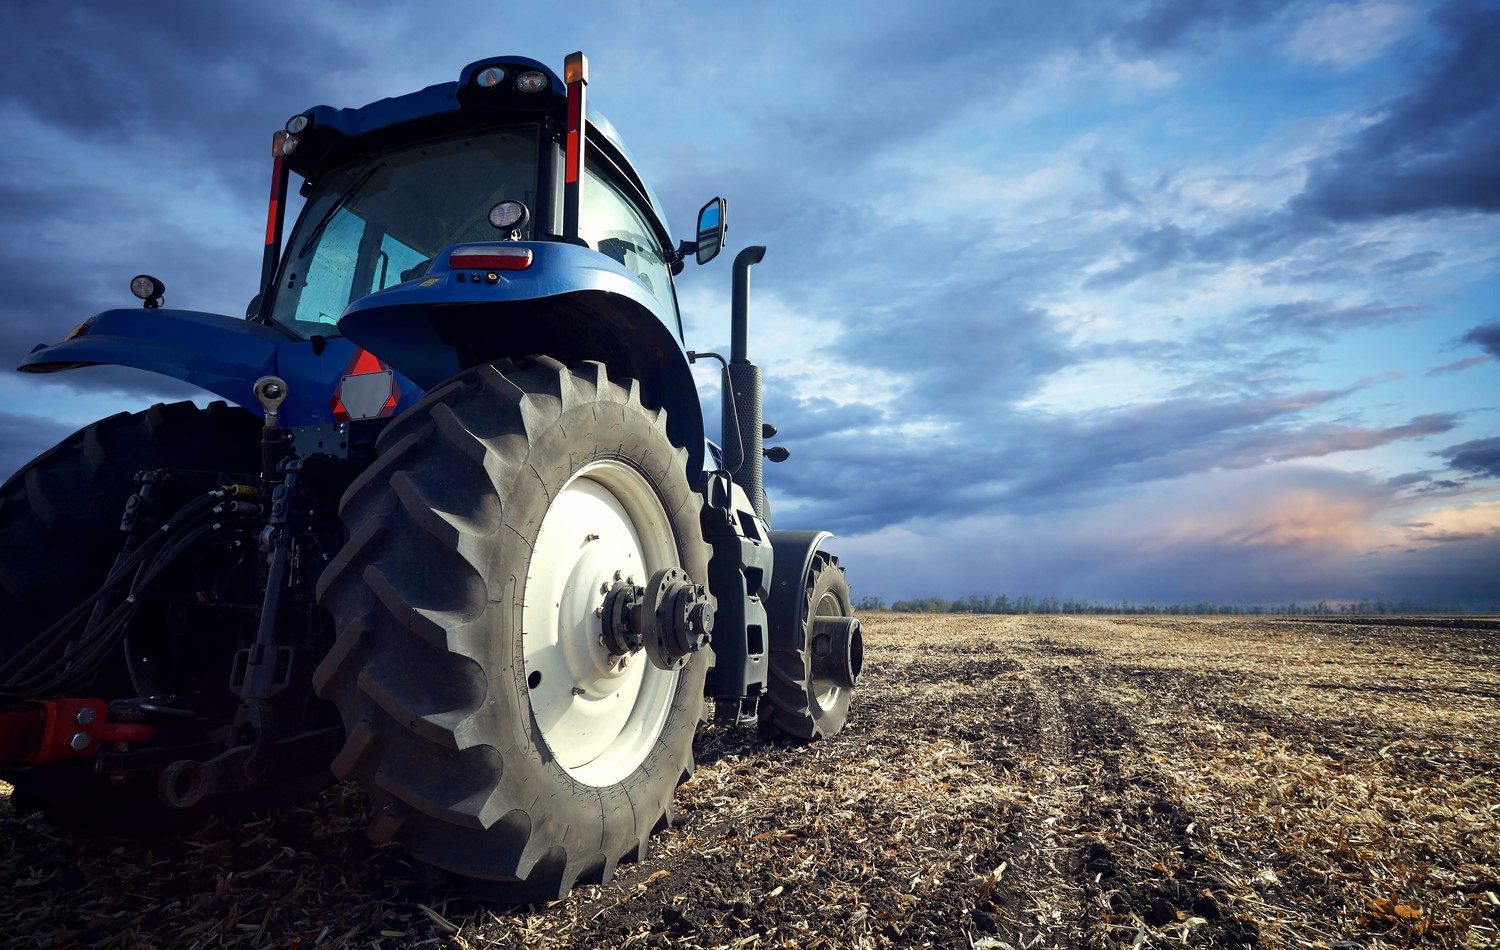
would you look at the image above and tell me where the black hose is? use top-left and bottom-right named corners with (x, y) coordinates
top-left (0, 488), bottom-right (237, 700)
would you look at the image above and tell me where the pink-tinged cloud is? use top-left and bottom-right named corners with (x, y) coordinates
top-left (841, 466), bottom-right (1500, 605)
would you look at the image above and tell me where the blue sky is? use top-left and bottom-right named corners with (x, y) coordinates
top-left (1, 0), bottom-right (1496, 605)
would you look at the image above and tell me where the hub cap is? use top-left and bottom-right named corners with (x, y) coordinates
top-left (812, 591), bottom-right (845, 710)
top-left (522, 461), bottom-right (680, 787)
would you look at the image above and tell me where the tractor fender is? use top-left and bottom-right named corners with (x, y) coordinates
top-left (765, 530), bottom-right (836, 646)
top-left (338, 241), bottom-right (704, 474)
top-left (16, 308), bottom-right (422, 427)
top-left (17, 308), bottom-right (284, 414)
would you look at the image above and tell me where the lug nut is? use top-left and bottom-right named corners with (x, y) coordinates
top-left (74, 706), bottom-right (98, 726)
top-left (68, 732), bottom-right (91, 751)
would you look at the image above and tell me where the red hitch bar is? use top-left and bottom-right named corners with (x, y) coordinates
top-left (0, 699), bottom-right (153, 768)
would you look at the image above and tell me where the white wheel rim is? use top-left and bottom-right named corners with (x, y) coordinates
top-left (522, 460), bottom-right (680, 787)
top-left (812, 590), bottom-right (843, 709)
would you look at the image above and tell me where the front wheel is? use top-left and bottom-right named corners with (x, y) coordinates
top-left (761, 551), bottom-right (861, 740)
top-left (314, 358), bottom-right (710, 901)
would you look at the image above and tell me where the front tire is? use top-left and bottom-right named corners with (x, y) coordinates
top-left (761, 552), bottom-right (857, 740)
top-left (314, 358), bottom-right (710, 901)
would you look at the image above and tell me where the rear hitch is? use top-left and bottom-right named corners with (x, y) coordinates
top-left (0, 699), bottom-right (153, 768)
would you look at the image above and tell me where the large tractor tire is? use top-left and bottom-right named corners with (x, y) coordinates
top-left (0, 401), bottom-right (263, 831)
top-left (0, 401), bottom-right (261, 657)
top-left (761, 551), bottom-right (859, 740)
top-left (315, 357), bottom-right (711, 902)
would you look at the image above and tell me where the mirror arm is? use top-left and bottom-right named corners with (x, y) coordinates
top-left (670, 239), bottom-right (697, 265)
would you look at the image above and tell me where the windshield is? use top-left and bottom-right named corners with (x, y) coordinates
top-left (270, 126), bottom-right (540, 338)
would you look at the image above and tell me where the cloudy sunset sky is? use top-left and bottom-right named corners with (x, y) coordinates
top-left (1, 1), bottom-right (1496, 605)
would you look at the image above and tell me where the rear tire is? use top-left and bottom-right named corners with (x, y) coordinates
top-left (0, 401), bottom-right (260, 656)
top-left (760, 552), bottom-right (857, 740)
top-left (315, 358), bottom-right (710, 901)
top-left (0, 401), bottom-right (263, 832)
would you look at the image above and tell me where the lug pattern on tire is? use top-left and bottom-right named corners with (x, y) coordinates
top-left (315, 358), bottom-right (710, 901)
top-left (761, 552), bottom-right (855, 741)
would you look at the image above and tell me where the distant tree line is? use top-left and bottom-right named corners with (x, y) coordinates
top-left (853, 594), bottom-right (1491, 616)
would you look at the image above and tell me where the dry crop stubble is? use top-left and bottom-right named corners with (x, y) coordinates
top-left (1, 613), bottom-right (1496, 947)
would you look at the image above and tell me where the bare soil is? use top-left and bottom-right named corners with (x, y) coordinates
top-left (2, 614), bottom-right (1497, 948)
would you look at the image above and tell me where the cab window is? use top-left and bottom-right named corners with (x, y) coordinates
top-left (580, 162), bottom-right (677, 320)
top-left (271, 126), bottom-right (540, 338)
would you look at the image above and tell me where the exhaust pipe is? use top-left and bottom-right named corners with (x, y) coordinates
top-left (723, 246), bottom-right (767, 522)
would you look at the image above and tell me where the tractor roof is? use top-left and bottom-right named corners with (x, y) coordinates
top-left (283, 55), bottom-right (671, 239)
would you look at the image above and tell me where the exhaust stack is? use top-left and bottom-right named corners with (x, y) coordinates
top-left (723, 246), bottom-right (768, 522)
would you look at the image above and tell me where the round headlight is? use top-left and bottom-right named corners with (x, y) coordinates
top-left (278, 134), bottom-right (299, 157)
top-left (488, 200), bottom-right (530, 231)
top-left (515, 70), bottom-right (549, 93)
top-left (475, 65), bottom-right (506, 88)
top-left (286, 114), bottom-right (310, 134)
top-left (130, 274), bottom-right (164, 301)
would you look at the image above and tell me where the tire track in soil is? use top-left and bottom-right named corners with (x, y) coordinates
top-left (987, 660), bottom-right (1083, 947)
top-left (1045, 663), bottom-right (1261, 948)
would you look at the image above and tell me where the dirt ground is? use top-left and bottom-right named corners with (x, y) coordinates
top-left (2, 613), bottom-right (1498, 948)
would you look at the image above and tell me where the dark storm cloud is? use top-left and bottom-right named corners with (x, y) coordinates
top-left (1461, 322), bottom-right (1500, 358)
top-left (1293, 2), bottom-right (1500, 221)
top-left (770, 378), bottom-right (1453, 534)
top-left (0, 2), bottom-right (363, 183)
top-left (1438, 437), bottom-right (1500, 478)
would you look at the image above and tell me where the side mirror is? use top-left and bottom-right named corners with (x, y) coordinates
top-left (695, 197), bottom-right (727, 265)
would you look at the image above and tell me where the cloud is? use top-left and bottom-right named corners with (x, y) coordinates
top-left (1438, 437), bottom-right (1500, 478)
top-left (1462, 322), bottom-right (1500, 358)
top-left (1424, 354), bottom-right (1495, 376)
top-left (1122, 0), bottom-right (1297, 52)
top-left (1241, 299), bottom-right (1429, 339)
top-left (1, 0), bottom-right (1495, 612)
top-left (1293, 2), bottom-right (1500, 220)
top-left (1285, 2), bottom-right (1416, 69)
top-left (839, 465), bottom-right (1500, 605)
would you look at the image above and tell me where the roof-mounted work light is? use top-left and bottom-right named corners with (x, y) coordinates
top-left (488, 200), bottom-right (530, 233)
top-left (475, 65), bottom-right (506, 88)
top-left (285, 114), bottom-right (310, 134)
top-left (130, 274), bottom-right (165, 309)
top-left (515, 70), bottom-right (549, 93)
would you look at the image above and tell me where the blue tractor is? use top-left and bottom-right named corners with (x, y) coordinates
top-left (0, 53), bottom-right (862, 900)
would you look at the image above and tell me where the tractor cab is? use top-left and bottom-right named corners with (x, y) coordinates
top-left (259, 54), bottom-right (720, 343)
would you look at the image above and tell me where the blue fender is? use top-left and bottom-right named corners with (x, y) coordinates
top-left (19, 308), bottom-right (283, 413)
top-left (339, 241), bottom-right (706, 473)
top-left (17, 308), bottom-right (422, 427)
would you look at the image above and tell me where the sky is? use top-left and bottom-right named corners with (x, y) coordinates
top-left (1, 0), bottom-right (1497, 606)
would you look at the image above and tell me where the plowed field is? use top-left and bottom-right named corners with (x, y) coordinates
top-left (3, 614), bottom-right (1498, 948)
